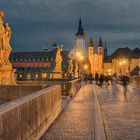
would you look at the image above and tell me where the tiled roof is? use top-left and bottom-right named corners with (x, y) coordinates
top-left (104, 47), bottom-right (140, 63)
top-left (10, 50), bottom-right (56, 61)
top-left (10, 50), bottom-right (70, 62)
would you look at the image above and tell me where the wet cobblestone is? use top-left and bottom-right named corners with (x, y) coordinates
top-left (40, 84), bottom-right (95, 140)
top-left (97, 84), bottom-right (140, 140)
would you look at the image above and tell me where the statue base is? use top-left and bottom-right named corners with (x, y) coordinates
top-left (74, 72), bottom-right (79, 78)
top-left (0, 68), bottom-right (16, 85)
top-left (50, 70), bottom-right (62, 79)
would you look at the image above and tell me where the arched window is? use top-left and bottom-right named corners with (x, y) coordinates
top-left (42, 73), bottom-right (47, 79)
top-left (27, 74), bottom-right (31, 80)
top-left (35, 73), bottom-right (38, 79)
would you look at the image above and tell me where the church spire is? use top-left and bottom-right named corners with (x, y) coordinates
top-left (89, 37), bottom-right (94, 48)
top-left (76, 18), bottom-right (84, 35)
top-left (98, 36), bottom-right (103, 47)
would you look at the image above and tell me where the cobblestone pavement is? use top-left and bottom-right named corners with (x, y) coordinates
top-left (96, 83), bottom-right (140, 140)
top-left (40, 84), bottom-right (95, 140)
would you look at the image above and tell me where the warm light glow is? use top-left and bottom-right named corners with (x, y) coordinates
top-left (42, 73), bottom-right (47, 78)
top-left (27, 74), bottom-right (30, 79)
top-left (84, 65), bottom-right (88, 69)
top-left (76, 52), bottom-right (81, 57)
top-left (79, 55), bottom-right (83, 60)
top-left (35, 74), bottom-right (38, 79)
top-left (123, 60), bottom-right (126, 64)
top-left (119, 62), bottom-right (122, 65)
top-left (19, 74), bottom-right (22, 78)
top-left (107, 69), bottom-right (111, 72)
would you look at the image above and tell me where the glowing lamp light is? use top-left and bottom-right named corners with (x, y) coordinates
top-left (79, 55), bottom-right (83, 60)
top-left (119, 62), bottom-right (122, 65)
top-left (76, 52), bottom-right (81, 57)
top-left (107, 69), bottom-right (111, 72)
top-left (123, 60), bottom-right (126, 64)
top-left (84, 65), bottom-right (88, 69)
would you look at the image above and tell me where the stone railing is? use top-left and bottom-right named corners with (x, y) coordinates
top-left (61, 78), bottom-right (82, 97)
top-left (0, 85), bottom-right (61, 140)
top-left (17, 78), bottom-right (82, 97)
top-left (0, 85), bottom-right (43, 104)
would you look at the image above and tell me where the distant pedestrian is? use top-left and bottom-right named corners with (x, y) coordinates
top-left (99, 74), bottom-right (104, 88)
top-left (95, 73), bottom-right (99, 85)
top-left (89, 73), bottom-right (93, 83)
top-left (84, 74), bottom-right (88, 84)
top-left (121, 75), bottom-right (130, 94)
top-left (105, 75), bottom-right (109, 88)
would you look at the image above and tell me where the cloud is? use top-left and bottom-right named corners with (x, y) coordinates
top-left (0, 0), bottom-right (140, 54)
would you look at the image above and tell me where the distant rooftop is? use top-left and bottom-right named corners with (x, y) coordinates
top-left (104, 47), bottom-right (140, 62)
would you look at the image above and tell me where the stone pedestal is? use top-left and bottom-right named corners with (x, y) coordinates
top-left (0, 68), bottom-right (16, 85)
top-left (74, 72), bottom-right (79, 78)
top-left (51, 70), bottom-right (62, 79)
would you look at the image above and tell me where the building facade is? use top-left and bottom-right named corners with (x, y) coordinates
top-left (103, 47), bottom-right (140, 76)
top-left (88, 37), bottom-right (104, 76)
top-left (10, 49), bottom-right (69, 80)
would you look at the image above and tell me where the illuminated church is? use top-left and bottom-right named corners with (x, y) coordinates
top-left (88, 37), bottom-right (104, 76)
top-left (73, 18), bottom-right (105, 76)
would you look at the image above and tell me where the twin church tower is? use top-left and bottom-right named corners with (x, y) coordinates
top-left (75, 18), bottom-right (107, 75)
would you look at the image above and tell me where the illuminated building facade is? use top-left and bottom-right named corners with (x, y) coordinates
top-left (103, 47), bottom-right (140, 76)
top-left (88, 37), bottom-right (104, 76)
top-left (10, 49), bottom-right (69, 80)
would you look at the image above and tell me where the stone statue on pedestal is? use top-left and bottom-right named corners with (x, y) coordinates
top-left (67, 59), bottom-right (73, 77)
top-left (54, 46), bottom-right (62, 71)
top-left (0, 10), bottom-right (16, 84)
top-left (51, 45), bottom-right (63, 79)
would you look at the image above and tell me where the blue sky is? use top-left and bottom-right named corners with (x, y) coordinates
top-left (1, 0), bottom-right (140, 54)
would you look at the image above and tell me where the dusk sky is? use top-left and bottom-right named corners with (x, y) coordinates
top-left (1, 0), bottom-right (140, 54)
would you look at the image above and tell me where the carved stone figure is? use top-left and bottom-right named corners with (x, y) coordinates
top-left (54, 45), bottom-right (62, 71)
top-left (68, 59), bottom-right (73, 76)
top-left (0, 10), bottom-right (16, 84)
top-left (51, 45), bottom-right (63, 79)
top-left (74, 62), bottom-right (78, 73)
